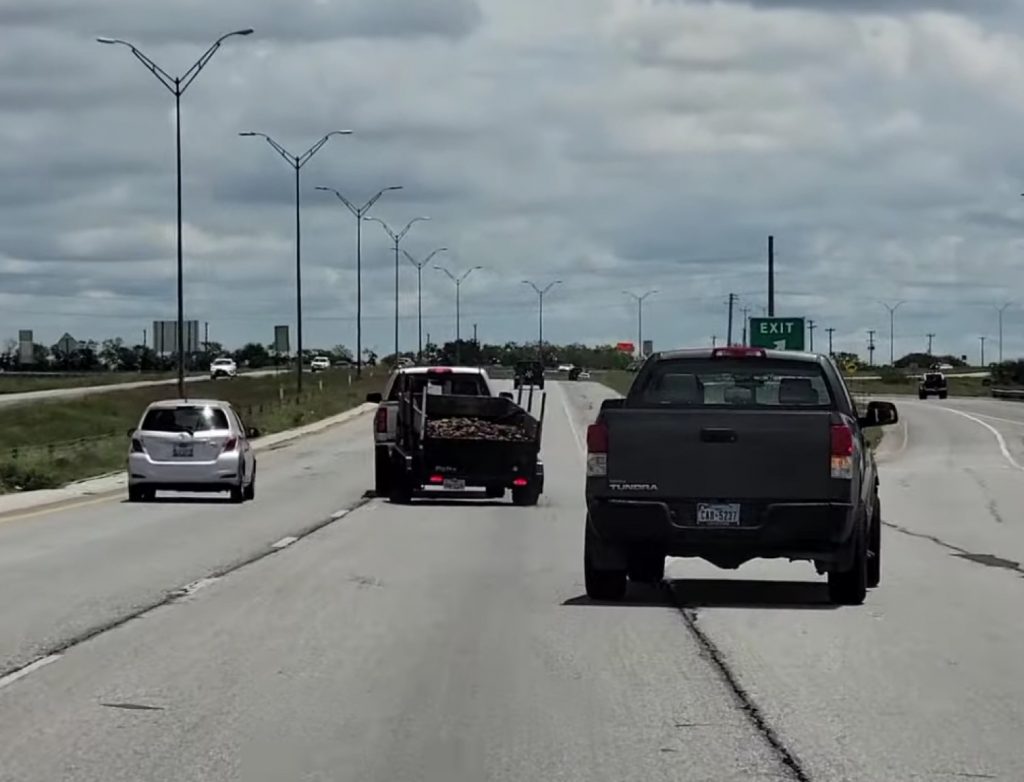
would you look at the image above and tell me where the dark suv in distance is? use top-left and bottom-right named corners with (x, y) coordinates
top-left (918, 371), bottom-right (948, 400)
top-left (513, 361), bottom-right (545, 389)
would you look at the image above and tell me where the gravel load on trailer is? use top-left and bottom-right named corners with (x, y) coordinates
top-left (426, 417), bottom-right (533, 442)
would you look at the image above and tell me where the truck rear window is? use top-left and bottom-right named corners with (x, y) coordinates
top-left (633, 360), bottom-right (833, 408)
top-left (388, 373), bottom-right (488, 401)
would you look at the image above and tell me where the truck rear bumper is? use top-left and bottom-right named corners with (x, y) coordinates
top-left (586, 498), bottom-right (857, 568)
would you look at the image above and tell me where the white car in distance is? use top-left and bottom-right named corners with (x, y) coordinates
top-left (310, 356), bottom-right (331, 372)
top-left (210, 357), bottom-right (238, 379)
top-left (127, 399), bottom-right (259, 503)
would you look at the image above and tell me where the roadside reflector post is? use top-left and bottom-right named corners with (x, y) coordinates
top-left (279, 385), bottom-right (284, 403)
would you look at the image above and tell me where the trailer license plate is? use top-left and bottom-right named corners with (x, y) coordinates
top-left (172, 444), bottom-right (193, 458)
top-left (696, 503), bottom-right (741, 526)
top-left (443, 478), bottom-right (466, 491)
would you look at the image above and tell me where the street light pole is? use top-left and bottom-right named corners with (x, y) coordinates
top-left (997, 302), bottom-right (1012, 364)
top-left (880, 300), bottom-right (907, 366)
top-left (624, 290), bottom-right (657, 359)
top-left (435, 265), bottom-right (482, 364)
top-left (365, 216), bottom-right (430, 362)
top-left (315, 186), bottom-right (402, 377)
top-left (403, 247), bottom-right (448, 362)
top-left (523, 280), bottom-right (563, 361)
top-left (240, 131), bottom-right (352, 392)
top-left (99, 28), bottom-right (253, 398)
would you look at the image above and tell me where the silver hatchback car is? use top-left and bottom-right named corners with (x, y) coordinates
top-left (127, 399), bottom-right (259, 503)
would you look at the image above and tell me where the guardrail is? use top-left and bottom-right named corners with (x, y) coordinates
top-left (990, 387), bottom-right (1024, 400)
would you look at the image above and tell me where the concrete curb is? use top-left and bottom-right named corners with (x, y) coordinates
top-left (0, 402), bottom-right (376, 518)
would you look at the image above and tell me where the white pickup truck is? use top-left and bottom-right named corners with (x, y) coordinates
top-left (365, 366), bottom-right (500, 495)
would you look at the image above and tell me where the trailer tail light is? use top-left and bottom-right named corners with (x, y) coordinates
top-left (830, 422), bottom-right (854, 479)
top-left (429, 474), bottom-right (445, 485)
top-left (513, 477), bottom-right (529, 487)
top-left (711, 346), bottom-right (766, 359)
top-left (374, 407), bottom-right (388, 433)
top-left (586, 422), bottom-right (608, 477)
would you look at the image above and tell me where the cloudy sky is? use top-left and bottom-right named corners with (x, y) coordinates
top-left (2, 0), bottom-right (1024, 361)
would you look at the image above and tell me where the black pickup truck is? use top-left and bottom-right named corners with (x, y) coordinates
top-left (584, 346), bottom-right (898, 605)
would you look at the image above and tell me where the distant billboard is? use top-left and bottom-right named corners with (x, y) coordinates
top-left (616, 341), bottom-right (635, 354)
top-left (18, 329), bottom-right (33, 365)
top-left (273, 325), bottom-right (290, 354)
top-left (152, 320), bottom-right (200, 355)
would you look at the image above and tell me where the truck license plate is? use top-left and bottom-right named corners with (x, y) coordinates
top-left (443, 478), bottom-right (466, 491)
top-left (696, 503), bottom-right (741, 526)
top-left (172, 443), bottom-right (194, 458)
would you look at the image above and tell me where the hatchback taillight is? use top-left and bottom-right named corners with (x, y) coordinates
top-left (223, 437), bottom-right (238, 453)
top-left (830, 423), bottom-right (854, 479)
top-left (131, 438), bottom-right (144, 453)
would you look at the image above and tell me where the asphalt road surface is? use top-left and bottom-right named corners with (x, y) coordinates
top-left (1, 382), bottom-right (1023, 781)
top-left (0, 369), bottom-right (281, 409)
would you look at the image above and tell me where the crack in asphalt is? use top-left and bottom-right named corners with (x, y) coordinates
top-left (884, 522), bottom-right (1023, 576)
top-left (666, 586), bottom-right (812, 782)
top-left (0, 493), bottom-right (374, 683)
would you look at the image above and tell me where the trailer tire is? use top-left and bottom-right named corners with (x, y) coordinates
top-left (389, 464), bottom-right (412, 505)
top-left (374, 448), bottom-right (391, 496)
top-left (512, 484), bottom-right (540, 506)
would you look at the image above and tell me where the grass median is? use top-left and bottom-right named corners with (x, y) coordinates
top-left (0, 369), bottom-right (384, 494)
top-left (0, 371), bottom-right (182, 395)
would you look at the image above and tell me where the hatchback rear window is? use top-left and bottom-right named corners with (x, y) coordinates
top-left (632, 359), bottom-right (833, 408)
top-left (142, 406), bottom-right (231, 432)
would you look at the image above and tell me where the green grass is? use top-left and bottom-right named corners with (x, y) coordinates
top-left (598, 370), bottom-right (634, 396)
top-left (0, 368), bottom-right (384, 494)
top-left (844, 376), bottom-right (990, 397)
top-left (0, 371), bottom-right (183, 394)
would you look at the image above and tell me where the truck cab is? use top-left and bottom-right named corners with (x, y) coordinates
top-left (919, 372), bottom-right (948, 399)
top-left (366, 366), bottom-right (494, 495)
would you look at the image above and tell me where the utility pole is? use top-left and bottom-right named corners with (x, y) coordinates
top-left (881, 300), bottom-right (907, 366)
top-left (808, 319), bottom-right (816, 351)
top-left (980, 336), bottom-right (987, 367)
top-left (473, 323), bottom-right (478, 344)
top-left (826, 327), bottom-right (835, 356)
top-left (712, 335), bottom-right (718, 348)
top-left (204, 321), bottom-right (209, 355)
top-left (867, 330), bottom-right (876, 367)
top-left (624, 290), bottom-right (657, 359)
top-left (403, 247), bottom-right (447, 362)
top-left (926, 333), bottom-right (935, 355)
top-left (768, 235), bottom-right (775, 317)
top-left (143, 328), bottom-right (147, 349)
top-left (726, 293), bottom-right (737, 346)
top-left (741, 306), bottom-right (750, 346)
top-left (997, 302), bottom-right (1012, 364)
top-left (435, 265), bottom-right (483, 364)
top-left (364, 215), bottom-right (430, 361)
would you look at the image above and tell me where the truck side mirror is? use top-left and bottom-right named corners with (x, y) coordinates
top-left (498, 391), bottom-right (514, 400)
top-left (600, 398), bottom-right (624, 413)
top-left (365, 392), bottom-right (382, 404)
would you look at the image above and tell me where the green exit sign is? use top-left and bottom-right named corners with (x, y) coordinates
top-left (749, 317), bottom-right (806, 351)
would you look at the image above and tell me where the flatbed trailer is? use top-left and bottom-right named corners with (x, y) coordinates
top-left (388, 388), bottom-right (545, 505)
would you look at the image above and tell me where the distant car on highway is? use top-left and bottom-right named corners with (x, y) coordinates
top-left (209, 357), bottom-right (237, 380)
top-left (578, 370), bottom-right (591, 380)
top-left (584, 346), bottom-right (898, 605)
top-left (366, 366), bottom-right (496, 495)
top-left (310, 356), bottom-right (331, 373)
top-left (127, 399), bottom-right (260, 503)
top-left (919, 371), bottom-right (948, 400)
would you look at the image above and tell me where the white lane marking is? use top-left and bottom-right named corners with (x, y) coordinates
top-left (938, 406), bottom-right (1024, 471)
top-left (556, 382), bottom-right (586, 456)
top-left (954, 410), bottom-right (1024, 428)
top-left (0, 654), bottom-right (61, 690)
top-left (271, 536), bottom-right (298, 549)
top-left (330, 509), bottom-right (349, 520)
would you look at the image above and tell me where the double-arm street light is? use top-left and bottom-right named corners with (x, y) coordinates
top-left (240, 131), bottom-right (352, 391)
top-left (315, 186), bottom-right (402, 377)
top-left (624, 290), bottom-right (657, 360)
top-left (403, 247), bottom-right (448, 361)
top-left (365, 216), bottom-right (430, 361)
top-left (99, 28), bottom-right (253, 397)
top-left (522, 280), bottom-right (562, 361)
top-left (880, 300), bottom-right (907, 366)
top-left (435, 265), bottom-right (483, 363)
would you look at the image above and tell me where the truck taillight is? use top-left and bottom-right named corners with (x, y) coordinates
top-left (586, 422), bottom-right (608, 477)
top-left (375, 408), bottom-right (388, 433)
top-left (830, 423), bottom-right (854, 479)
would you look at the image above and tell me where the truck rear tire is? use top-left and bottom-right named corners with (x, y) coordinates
top-left (485, 484), bottom-right (505, 499)
top-left (828, 522), bottom-right (867, 605)
top-left (939, 391), bottom-right (948, 399)
top-left (918, 391), bottom-right (926, 400)
top-left (867, 498), bottom-right (881, 589)
top-left (374, 448), bottom-right (391, 496)
top-left (585, 538), bottom-right (627, 601)
top-left (389, 465), bottom-right (412, 505)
